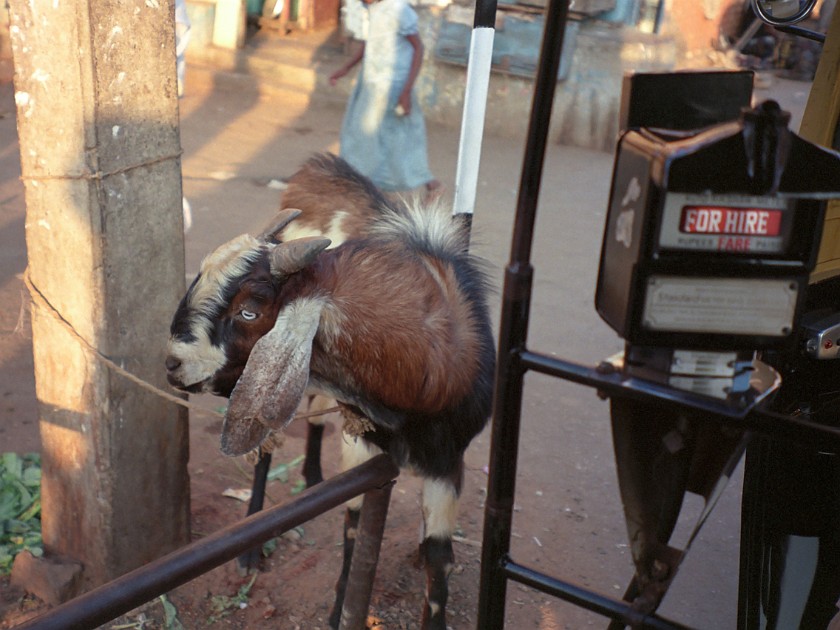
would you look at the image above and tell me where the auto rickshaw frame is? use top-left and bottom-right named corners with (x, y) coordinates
top-left (475, 1), bottom-right (840, 628)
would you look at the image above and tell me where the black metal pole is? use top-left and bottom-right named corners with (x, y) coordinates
top-left (737, 437), bottom-right (768, 630)
top-left (476, 262), bottom-right (531, 630)
top-left (476, 1), bottom-right (571, 628)
top-left (473, 0), bottom-right (497, 28)
top-left (508, 0), bottom-right (571, 267)
top-left (16, 455), bottom-right (400, 630)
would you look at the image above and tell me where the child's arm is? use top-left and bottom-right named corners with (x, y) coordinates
top-left (398, 33), bottom-right (423, 115)
top-left (330, 41), bottom-right (366, 85)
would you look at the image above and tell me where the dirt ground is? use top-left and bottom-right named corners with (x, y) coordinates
top-left (0, 34), bottom-right (815, 630)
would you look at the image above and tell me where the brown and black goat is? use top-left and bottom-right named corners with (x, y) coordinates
top-left (165, 155), bottom-right (495, 630)
top-left (269, 153), bottom-right (396, 489)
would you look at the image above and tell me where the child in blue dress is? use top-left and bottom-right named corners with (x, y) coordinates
top-left (329, 0), bottom-right (442, 199)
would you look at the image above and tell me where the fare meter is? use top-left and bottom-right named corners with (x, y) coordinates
top-left (596, 100), bottom-right (840, 398)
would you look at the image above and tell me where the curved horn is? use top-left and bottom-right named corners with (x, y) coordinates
top-left (270, 236), bottom-right (331, 277)
top-left (259, 208), bottom-right (303, 243)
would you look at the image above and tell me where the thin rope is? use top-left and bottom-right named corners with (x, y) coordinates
top-left (18, 151), bottom-right (183, 182)
top-left (21, 267), bottom-right (339, 422)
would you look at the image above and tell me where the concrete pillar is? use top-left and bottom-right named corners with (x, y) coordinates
top-left (213, 0), bottom-right (247, 49)
top-left (8, 0), bottom-right (190, 592)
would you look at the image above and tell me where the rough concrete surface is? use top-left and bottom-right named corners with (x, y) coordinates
top-left (0, 28), bottom-right (815, 629)
top-left (10, 551), bottom-right (83, 607)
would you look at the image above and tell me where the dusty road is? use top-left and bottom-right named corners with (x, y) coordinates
top-left (0, 53), bottom-right (813, 629)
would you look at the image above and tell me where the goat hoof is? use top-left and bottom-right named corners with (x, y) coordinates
top-left (327, 604), bottom-right (341, 629)
top-left (235, 549), bottom-right (262, 575)
top-left (421, 612), bottom-right (448, 630)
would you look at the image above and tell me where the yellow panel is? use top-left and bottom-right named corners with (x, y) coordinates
top-left (826, 199), bottom-right (840, 221)
top-left (800, 8), bottom-right (840, 282)
top-left (811, 214), bottom-right (840, 283)
top-left (799, 9), bottom-right (840, 145)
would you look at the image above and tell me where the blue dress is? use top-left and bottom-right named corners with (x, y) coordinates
top-left (338, 0), bottom-right (434, 192)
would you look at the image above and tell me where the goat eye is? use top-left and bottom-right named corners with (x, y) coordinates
top-left (240, 309), bottom-right (258, 321)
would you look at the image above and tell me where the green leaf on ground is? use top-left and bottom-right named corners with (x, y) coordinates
top-left (0, 452), bottom-right (43, 574)
top-left (159, 594), bottom-right (185, 630)
top-left (207, 573), bottom-right (258, 623)
top-left (266, 454), bottom-right (304, 482)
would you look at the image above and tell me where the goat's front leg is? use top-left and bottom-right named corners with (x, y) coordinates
top-left (420, 466), bottom-right (463, 630)
top-left (328, 434), bottom-right (382, 629)
top-left (237, 451), bottom-right (273, 572)
top-left (303, 421), bottom-right (325, 487)
top-left (301, 394), bottom-right (335, 487)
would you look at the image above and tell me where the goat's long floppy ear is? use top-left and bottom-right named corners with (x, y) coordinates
top-left (270, 237), bottom-right (331, 277)
top-left (220, 298), bottom-right (324, 457)
top-left (259, 208), bottom-right (303, 243)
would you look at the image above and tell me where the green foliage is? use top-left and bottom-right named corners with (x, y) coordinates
top-left (0, 452), bottom-right (43, 574)
top-left (261, 537), bottom-right (278, 558)
top-left (266, 454), bottom-right (304, 483)
top-left (207, 574), bottom-right (258, 624)
top-left (109, 618), bottom-right (153, 629)
top-left (159, 594), bottom-right (185, 630)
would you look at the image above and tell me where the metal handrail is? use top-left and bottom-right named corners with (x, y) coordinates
top-left (16, 454), bottom-right (400, 630)
top-left (502, 559), bottom-right (692, 630)
top-left (520, 349), bottom-right (840, 450)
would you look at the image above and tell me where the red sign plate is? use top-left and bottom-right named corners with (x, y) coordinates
top-left (680, 206), bottom-right (783, 236)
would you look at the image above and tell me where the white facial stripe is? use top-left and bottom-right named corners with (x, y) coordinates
top-left (422, 478), bottom-right (459, 539)
top-left (190, 234), bottom-right (264, 314)
top-left (167, 235), bottom-right (265, 391)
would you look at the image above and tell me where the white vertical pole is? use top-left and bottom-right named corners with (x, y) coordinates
top-left (452, 26), bottom-right (496, 220)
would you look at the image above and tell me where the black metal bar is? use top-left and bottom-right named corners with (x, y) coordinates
top-left (476, 0), bottom-right (571, 628)
top-left (16, 454), bottom-right (400, 630)
top-left (476, 266), bottom-right (531, 630)
top-left (509, 0), bottom-right (571, 266)
top-left (775, 24), bottom-right (826, 42)
top-left (473, 0), bottom-right (497, 29)
top-left (519, 349), bottom-right (840, 450)
top-left (653, 0), bottom-right (666, 33)
top-left (502, 559), bottom-right (692, 630)
top-left (338, 480), bottom-right (396, 630)
top-left (521, 349), bottom-right (760, 418)
top-left (737, 439), bottom-right (768, 630)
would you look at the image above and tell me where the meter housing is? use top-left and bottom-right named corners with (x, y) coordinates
top-left (596, 100), bottom-right (840, 353)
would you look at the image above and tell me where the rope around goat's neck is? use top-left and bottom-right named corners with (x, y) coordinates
top-left (21, 267), bottom-right (339, 422)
